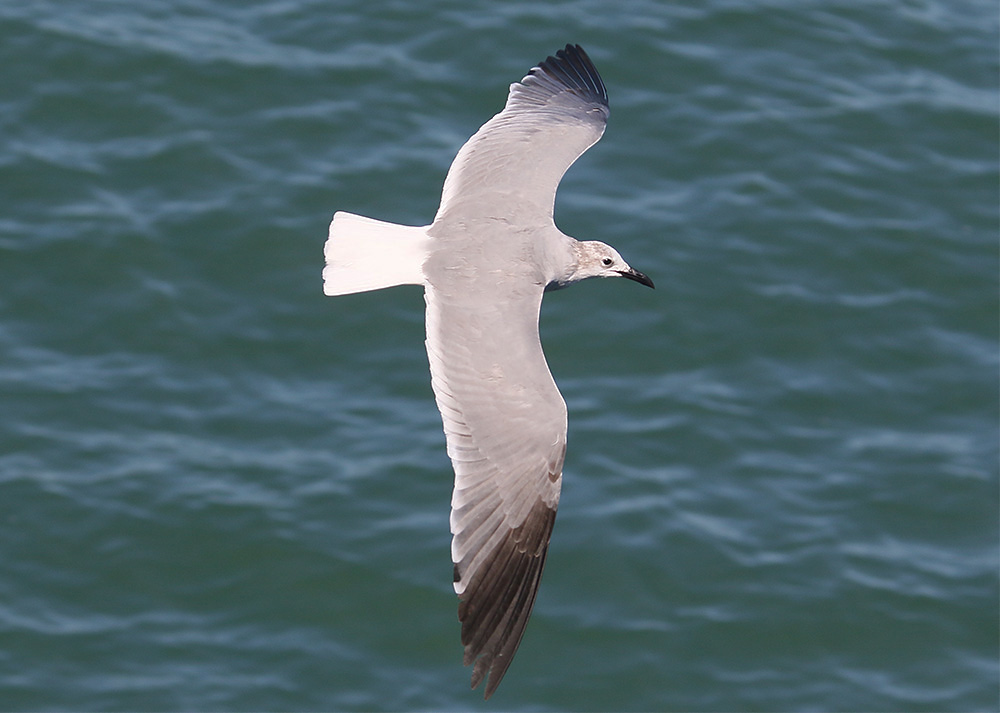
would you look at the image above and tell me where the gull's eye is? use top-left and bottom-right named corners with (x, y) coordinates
top-left (601, 257), bottom-right (613, 267)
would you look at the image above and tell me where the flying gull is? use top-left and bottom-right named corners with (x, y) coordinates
top-left (323, 44), bottom-right (653, 699)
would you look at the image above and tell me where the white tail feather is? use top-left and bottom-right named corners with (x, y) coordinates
top-left (323, 211), bottom-right (430, 296)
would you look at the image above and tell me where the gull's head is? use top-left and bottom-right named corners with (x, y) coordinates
top-left (570, 240), bottom-right (654, 288)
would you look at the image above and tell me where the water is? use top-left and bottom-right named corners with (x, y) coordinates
top-left (1, 1), bottom-right (996, 710)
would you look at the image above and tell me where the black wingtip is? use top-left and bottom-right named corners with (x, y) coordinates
top-left (458, 501), bottom-right (557, 700)
top-left (534, 43), bottom-right (608, 107)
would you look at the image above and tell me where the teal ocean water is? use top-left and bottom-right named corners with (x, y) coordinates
top-left (1, 1), bottom-right (997, 710)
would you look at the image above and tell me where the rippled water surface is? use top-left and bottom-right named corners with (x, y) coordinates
top-left (1, 1), bottom-right (997, 710)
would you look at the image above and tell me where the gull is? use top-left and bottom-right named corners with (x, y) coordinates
top-left (323, 44), bottom-right (653, 699)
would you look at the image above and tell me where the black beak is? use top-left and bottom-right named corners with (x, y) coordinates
top-left (617, 268), bottom-right (655, 289)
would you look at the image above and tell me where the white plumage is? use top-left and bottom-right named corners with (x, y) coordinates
top-left (323, 44), bottom-right (653, 699)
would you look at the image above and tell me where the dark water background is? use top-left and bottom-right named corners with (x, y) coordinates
top-left (1, 1), bottom-right (997, 710)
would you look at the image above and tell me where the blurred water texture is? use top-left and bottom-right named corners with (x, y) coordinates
top-left (0, 1), bottom-right (997, 710)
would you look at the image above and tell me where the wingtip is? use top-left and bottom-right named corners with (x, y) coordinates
top-left (540, 43), bottom-right (608, 106)
top-left (456, 500), bottom-right (557, 700)
top-left (511, 43), bottom-right (609, 112)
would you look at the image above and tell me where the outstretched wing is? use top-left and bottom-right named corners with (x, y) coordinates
top-left (434, 44), bottom-right (609, 226)
top-left (423, 44), bottom-right (611, 699)
top-left (424, 279), bottom-right (565, 699)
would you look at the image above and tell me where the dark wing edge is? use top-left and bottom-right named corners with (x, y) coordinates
top-left (457, 498), bottom-right (558, 700)
top-left (506, 44), bottom-right (609, 115)
top-left (435, 43), bottom-right (608, 222)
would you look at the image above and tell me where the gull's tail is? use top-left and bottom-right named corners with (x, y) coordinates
top-left (323, 211), bottom-right (430, 296)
